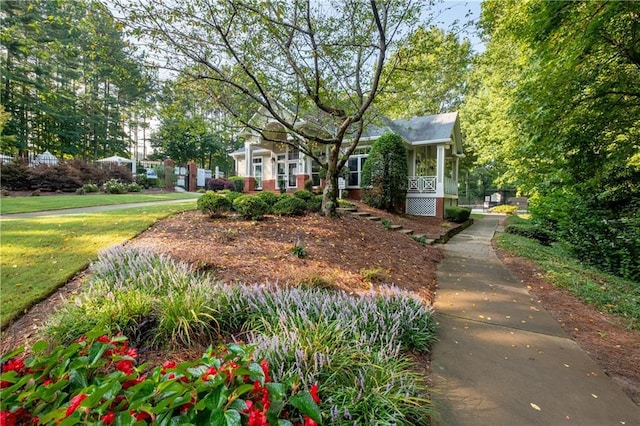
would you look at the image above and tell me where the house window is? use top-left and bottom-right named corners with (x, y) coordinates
top-left (311, 159), bottom-right (321, 186)
top-left (252, 157), bottom-right (263, 189)
top-left (347, 155), bottom-right (368, 187)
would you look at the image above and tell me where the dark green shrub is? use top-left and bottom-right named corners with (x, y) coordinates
top-left (102, 179), bottom-right (128, 194)
top-left (229, 175), bottom-right (245, 192)
top-left (197, 191), bottom-right (232, 217)
top-left (77, 183), bottom-right (100, 194)
top-left (307, 194), bottom-right (323, 213)
top-left (277, 177), bottom-right (287, 194)
top-left (505, 223), bottom-right (553, 246)
top-left (293, 189), bottom-right (314, 201)
top-left (361, 132), bottom-right (408, 212)
top-left (278, 193), bottom-right (293, 202)
top-left (272, 195), bottom-right (307, 216)
top-left (127, 182), bottom-right (143, 192)
top-left (444, 206), bottom-right (471, 223)
top-left (224, 191), bottom-right (242, 208)
top-left (255, 190), bottom-right (280, 207)
top-left (233, 195), bottom-right (269, 220)
top-left (304, 179), bottom-right (314, 191)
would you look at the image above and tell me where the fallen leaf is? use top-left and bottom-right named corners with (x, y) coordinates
top-left (530, 403), bottom-right (541, 411)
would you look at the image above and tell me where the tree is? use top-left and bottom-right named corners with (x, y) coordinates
top-left (115, 0), bottom-right (423, 216)
top-left (377, 25), bottom-right (474, 118)
top-left (361, 132), bottom-right (408, 212)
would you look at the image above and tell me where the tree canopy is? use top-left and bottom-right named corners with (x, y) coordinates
top-left (115, 0), bottom-right (424, 215)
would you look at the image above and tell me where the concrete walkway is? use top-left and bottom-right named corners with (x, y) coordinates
top-left (431, 216), bottom-right (640, 425)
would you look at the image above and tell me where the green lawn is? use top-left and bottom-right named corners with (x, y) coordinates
top-left (0, 192), bottom-right (200, 215)
top-left (0, 202), bottom-right (197, 327)
top-left (495, 230), bottom-right (640, 330)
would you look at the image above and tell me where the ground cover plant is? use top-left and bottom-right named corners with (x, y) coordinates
top-left (41, 247), bottom-right (438, 424)
top-left (0, 192), bottom-right (200, 215)
top-left (0, 203), bottom-right (196, 327)
top-left (495, 218), bottom-right (640, 330)
top-left (1, 331), bottom-right (321, 425)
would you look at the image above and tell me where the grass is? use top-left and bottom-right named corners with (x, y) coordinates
top-left (0, 192), bottom-right (200, 214)
top-left (0, 203), bottom-right (196, 327)
top-left (495, 230), bottom-right (640, 330)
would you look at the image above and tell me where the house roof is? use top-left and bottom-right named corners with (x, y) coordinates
top-left (385, 112), bottom-right (459, 144)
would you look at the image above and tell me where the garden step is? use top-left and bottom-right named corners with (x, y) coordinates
top-left (388, 224), bottom-right (403, 231)
top-left (366, 216), bottom-right (382, 221)
top-left (397, 229), bottom-right (414, 235)
top-left (336, 207), bottom-right (358, 213)
top-left (413, 234), bottom-right (426, 239)
top-left (351, 211), bottom-right (372, 217)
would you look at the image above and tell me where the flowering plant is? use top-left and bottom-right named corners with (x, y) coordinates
top-left (1, 330), bottom-right (322, 425)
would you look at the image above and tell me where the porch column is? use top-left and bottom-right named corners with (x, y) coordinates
top-left (244, 141), bottom-right (253, 177)
top-left (436, 144), bottom-right (445, 197)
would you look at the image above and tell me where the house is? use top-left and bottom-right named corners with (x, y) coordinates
top-left (230, 110), bottom-right (463, 218)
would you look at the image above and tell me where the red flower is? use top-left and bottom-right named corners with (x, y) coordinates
top-left (122, 374), bottom-right (146, 390)
top-left (31, 416), bottom-right (39, 424)
top-left (310, 383), bottom-right (321, 403)
top-left (130, 411), bottom-right (151, 422)
top-left (1, 411), bottom-right (16, 426)
top-left (180, 400), bottom-right (194, 414)
top-left (43, 379), bottom-right (53, 386)
top-left (2, 358), bottom-right (25, 373)
top-left (161, 361), bottom-right (177, 374)
top-left (304, 416), bottom-right (318, 426)
top-left (201, 366), bottom-right (217, 380)
top-left (65, 394), bottom-right (88, 417)
top-left (116, 360), bottom-right (135, 376)
top-left (247, 405), bottom-right (267, 426)
top-left (97, 335), bottom-right (111, 343)
top-left (242, 400), bottom-right (253, 413)
top-left (100, 412), bottom-right (115, 425)
top-left (0, 380), bottom-right (11, 389)
top-left (252, 380), bottom-right (262, 393)
top-left (260, 359), bottom-right (271, 382)
top-left (261, 386), bottom-right (270, 411)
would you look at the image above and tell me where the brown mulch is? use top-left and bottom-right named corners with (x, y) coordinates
top-left (1, 206), bottom-right (639, 406)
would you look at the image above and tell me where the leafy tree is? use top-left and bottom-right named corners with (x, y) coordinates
top-left (378, 25), bottom-right (474, 118)
top-left (115, 0), bottom-right (423, 216)
top-left (361, 132), bottom-right (408, 212)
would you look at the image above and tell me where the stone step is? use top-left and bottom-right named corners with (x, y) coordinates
top-left (397, 229), bottom-right (414, 235)
top-left (366, 216), bottom-right (382, 221)
top-left (351, 211), bottom-right (371, 217)
top-left (336, 207), bottom-right (358, 213)
top-left (413, 234), bottom-right (426, 239)
top-left (388, 224), bottom-right (403, 231)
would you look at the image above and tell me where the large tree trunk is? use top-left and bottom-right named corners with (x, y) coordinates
top-left (321, 145), bottom-right (341, 217)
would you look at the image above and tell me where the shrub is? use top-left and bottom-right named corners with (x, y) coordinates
top-left (360, 267), bottom-right (389, 283)
top-left (0, 333), bottom-right (321, 426)
top-left (233, 195), bottom-right (269, 220)
top-left (272, 196), bottom-right (307, 216)
top-left (304, 179), bottom-right (313, 191)
top-left (102, 179), bottom-right (128, 194)
top-left (489, 204), bottom-right (518, 215)
top-left (205, 177), bottom-right (234, 192)
top-left (127, 182), bottom-right (143, 192)
top-left (135, 173), bottom-right (157, 189)
top-left (224, 190), bottom-right (242, 208)
top-left (293, 189), bottom-right (314, 201)
top-left (254, 190), bottom-right (279, 207)
top-left (361, 132), bottom-right (408, 212)
top-left (505, 222), bottom-right (553, 246)
top-left (77, 183), bottom-right (100, 194)
top-left (444, 206), bottom-right (471, 223)
top-left (277, 177), bottom-right (287, 194)
top-left (228, 175), bottom-right (245, 192)
top-left (197, 191), bottom-right (232, 217)
top-left (307, 194), bottom-right (323, 213)
top-left (290, 243), bottom-right (307, 258)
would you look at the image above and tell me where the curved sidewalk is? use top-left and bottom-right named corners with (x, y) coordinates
top-left (431, 216), bottom-right (639, 425)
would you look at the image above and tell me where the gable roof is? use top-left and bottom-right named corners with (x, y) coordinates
top-left (385, 112), bottom-right (459, 144)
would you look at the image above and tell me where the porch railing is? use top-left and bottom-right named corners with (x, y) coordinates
top-left (407, 176), bottom-right (436, 193)
top-left (407, 176), bottom-right (458, 196)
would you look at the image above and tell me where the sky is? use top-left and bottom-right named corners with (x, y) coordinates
top-left (431, 0), bottom-right (484, 51)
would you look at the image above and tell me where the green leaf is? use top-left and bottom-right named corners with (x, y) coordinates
top-left (202, 384), bottom-right (230, 409)
top-left (68, 368), bottom-right (88, 389)
top-left (289, 392), bottom-right (322, 423)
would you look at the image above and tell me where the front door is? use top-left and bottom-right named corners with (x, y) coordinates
top-left (253, 158), bottom-right (263, 190)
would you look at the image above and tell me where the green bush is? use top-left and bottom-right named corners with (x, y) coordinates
top-left (307, 194), bottom-right (323, 213)
top-left (127, 182), bottom-right (143, 192)
top-left (304, 179), bottom-right (314, 191)
top-left (505, 221), bottom-right (553, 246)
top-left (254, 190), bottom-right (279, 207)
top-left (444, 206), bottom-right (471, 223)
top-left (224, 191), bottom-right (242, 208)
top-left (102, 179), bottom-right (128, 194)
top-left (293, 189), bottom-right (314, 201)
top-left (233, 195), bottom-right (269, 220)
top-left (229, 175), bottom-right (245, 192)
top-left (272, 195), bottom-right (307, 216)
top-left (361, 132), bottom-right (408, 212)
top-left (197, 191), bottom-right (232, 217)
top-left (489, 204), bottom-right (518, 215)
top-left (77, 183), bottom-right (100, 194)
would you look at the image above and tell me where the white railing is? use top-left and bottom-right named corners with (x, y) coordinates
top-left (407, 176), bottom-right (437, 193)
top-left (444, 176), bottom-right (458, 196)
